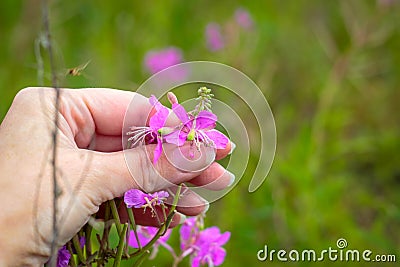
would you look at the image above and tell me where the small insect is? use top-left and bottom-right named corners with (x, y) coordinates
top-left (66, 60), bottom-right (91, 76)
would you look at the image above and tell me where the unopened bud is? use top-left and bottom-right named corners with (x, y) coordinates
top-left (167, 92), bottom-right (178, 105)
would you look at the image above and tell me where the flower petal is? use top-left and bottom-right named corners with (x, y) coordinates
top-left (198, 226), bottom-right (221, 242)
top-left (210, 247), bottom-right (227, 266)
top-left (215, 231), bottom-right (231, 246)
top-left (149, 95), bottom-right (161, 109)
top-left (153, 138), bottom-right (163, 164)
top-left (172, 103), bottom-right (190, 124)
top-left (195, 111), bottom-right (217, 130)
top-left (164, 129), bottom-right (187, 146)
top-left (150, 190), bottom-right (169, 202)
top-left (128, 228), bottom-right (151, 248)
top-left (57, 246), bottom-right (71, 267)
top-left (191, 256), bottom-right (201, 267)
top-left (79, 236), bottom-right (86, 248)
top-left (149, 106), bottom-right (169, 130)
top-left (144, 47), bottom-right (183, 74)
top-left (180, 217), bottom-right (198, 249)
top-left (124, 189), bottom-right (147, 208)
top-left (204, 130), bottom-right (229, 149)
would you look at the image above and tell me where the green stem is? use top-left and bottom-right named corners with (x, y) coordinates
top-left (125, 205), bottom-right (142, 250)
top-left (164, 184), bottom-right (182, 232)
top-left (172, 185), bottom-right (182, 207)
top-left (72, 235), bottom-right (85, 264)
top-left (86, 252), bottom-right (98, 265)
top-left (99, 201), bottom-right (111, 263)
top-left (110, 199), bottom-right (122, 235)
top-left (85, 224), bottom-right (92, 266)
top-left (133, 250), bottom-right (150, 267)
top-left (161, 204), bottom-right (168, 222)
top-left (113, 224), bottom-right (128, 267)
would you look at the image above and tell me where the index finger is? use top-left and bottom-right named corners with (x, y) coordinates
top-left (76, 88), bottom-right (151, 136)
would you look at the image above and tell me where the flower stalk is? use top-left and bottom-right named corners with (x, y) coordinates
top-left (72, 235), bottom-right (85, 263)
top-left (194, 86), bottom-right (214, 115)
top-left (113, 223), bottom-right (128, 267)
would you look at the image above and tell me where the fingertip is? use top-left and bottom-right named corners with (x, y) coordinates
top-left (175, 189), bottom-right (209, 216)
top-left (215, 141), bottom-right (234, 160)
top-left (168, 212), bottom-right (187, 228)
top-left (188, 162), bottom-right (232, 191)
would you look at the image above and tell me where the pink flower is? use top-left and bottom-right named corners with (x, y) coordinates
top-left (127, 95), bottom-right (172, 163)
top-left (124, 188), bottom-right (169, 209)
top-left (144, 47), bottom-right (183, 74)
top-left (205, 23), bottom-right (225, 51)
top-left (128, 226), bottom-right (171, 248)
top-left (180, 217), bottom-right (199, 250)
top-left (128, 226), bottom-right (173, 259)
top-left (191, 227), bottom-right (230, 267)
top-left (165, 103), bottom-right (229, 149)
top-left (148, 95), bottom-right (171, 163)
top-left (180, 218), bottom-right (231, 267)
top-left (234, 8), bottom-right (254, 30)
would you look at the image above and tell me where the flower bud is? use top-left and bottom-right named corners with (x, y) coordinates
top-left (167, 92), bottom-right (178, 105)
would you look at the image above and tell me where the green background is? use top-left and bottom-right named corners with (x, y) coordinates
top-left (1, 1), bottom-right (399, 266)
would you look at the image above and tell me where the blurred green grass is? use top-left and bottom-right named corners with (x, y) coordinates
top-left (1, 0), bottom-right (399, 266)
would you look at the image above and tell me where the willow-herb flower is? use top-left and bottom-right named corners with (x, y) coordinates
top-left (180, 217), bottom-right (199, 251)
top-left (128, 226), bottom-right (173, 259)
top-left (165, 103), bottom-right (229, 150)
top-left (205, 23), bottom-right (225, 51)
top-left (180, 217), bottom-right (230, 267)
top-left (124, 188), bottom-right (169, 212)
top-left (127, 95), bottom-right (173, 163)
top-left (234, 8), bottom-right (254, 30)
top-left (144, 47), bottom-right (183, 74)
top-left (191, 227), bottom-right (231, 267)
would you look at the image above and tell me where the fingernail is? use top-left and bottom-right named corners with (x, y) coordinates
top-left (228, 142), bottom-right (236, 155)
top-left (203, 202), bottom-right (210, 214)
top-left (178, 213), bottom-right (187, 224)
top-left (227, 170), bottom-right (236, 187)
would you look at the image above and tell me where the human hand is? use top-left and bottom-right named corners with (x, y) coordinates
top-left (0, 87), bottom-right (233, 266)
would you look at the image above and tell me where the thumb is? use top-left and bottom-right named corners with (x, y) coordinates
top-left (86, 143), bottom-right (215, 203)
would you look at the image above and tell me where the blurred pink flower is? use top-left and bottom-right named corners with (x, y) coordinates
top-left (205, 23), bottom-right (225, 51)
top-left (191, 227), bottom-right (230, 267)
top-left (128, 226), bottom-right (173, 259)
top-left (144, 47), bottom-right (183, 74)
top-left (180, 218), bottom-right (231, 267)
top-left (128, 226), bottom-right (172, 248)
top-left (234, 8), bottom-right (254, 29)
top-left (180, 217), bottom-right (199, 251)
